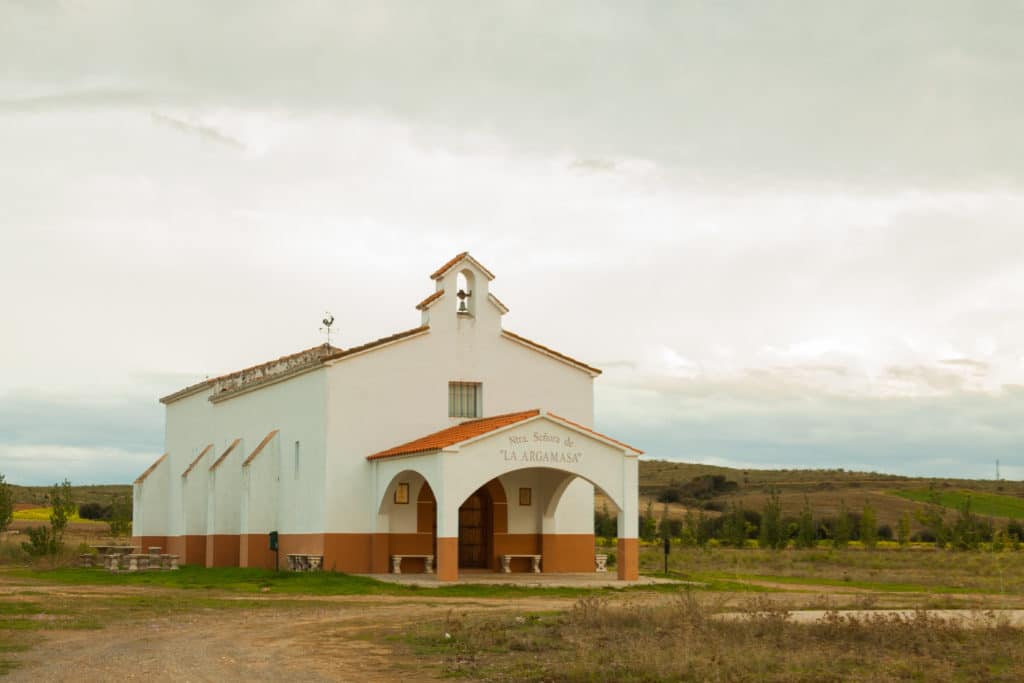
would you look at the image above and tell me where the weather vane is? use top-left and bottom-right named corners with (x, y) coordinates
top-left (320, 312), bottom-right (336, 347)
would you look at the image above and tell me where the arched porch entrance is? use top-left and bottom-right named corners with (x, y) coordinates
top-left (458, 479), bottom-right (508, 570)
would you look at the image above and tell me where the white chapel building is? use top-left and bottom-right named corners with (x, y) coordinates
top-left (134, 253), bottom-right (641, 580)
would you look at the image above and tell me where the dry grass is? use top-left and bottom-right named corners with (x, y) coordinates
top-left (635, 546), bottom-right (1024, 595)
top-left (414, 594), bottom-right (1024, 682)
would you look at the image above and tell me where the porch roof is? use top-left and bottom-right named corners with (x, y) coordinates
top-left (366, 409), bottom-right (642, 461)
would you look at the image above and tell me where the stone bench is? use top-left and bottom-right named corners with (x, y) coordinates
top-left (595, 554), bottom-right (609, 573)
top-left (500, 554), bottom-right (542, 574)
top-left (390, 554), bottom-right (434, 574)
top-left (286, 554), bottom-right (323, 572)
top-left (108, 553), bottom-right (179, 572)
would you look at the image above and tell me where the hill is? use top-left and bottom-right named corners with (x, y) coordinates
top-left (625, 460), bottom-right (1024, 532)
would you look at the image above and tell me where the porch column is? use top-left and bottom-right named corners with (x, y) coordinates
top-left (617, 457), bottom-right (640, 580)
top-left (435, 496), bottom-right (460, 582)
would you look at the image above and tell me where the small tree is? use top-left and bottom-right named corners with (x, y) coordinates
top-left (758, 489), bottom-right (785, 550)
top-left (916, 485), bottom-right (948, 548)
top-left (860, 500), bottom-right (878, 550)
top-left (109, 494), bottom-right (132, 538)
top-left (795, 497), bottom-right (816, 549)
top-left (722, 502), bottom-right (749, 548)
top-left (639, 500), bottom-right (658, 542)
top-left (950, 495), bottom-right (982, 550)
top-left (897, 511), bottom-right (911, 547)
top-left (0, 473), bottom-right (13, 535)
top-left (22, 479), bottom-right (75, 558)
top-left (832, 500), bottom-right (850, 550)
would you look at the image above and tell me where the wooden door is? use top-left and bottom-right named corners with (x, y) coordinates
top-left (458, 492), bottom-right (490, 567)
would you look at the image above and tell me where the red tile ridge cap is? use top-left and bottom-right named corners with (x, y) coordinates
top-left (181, 444), bottom-right (214, 478)
top-left (415, 289), bottom-right (445, 311)
top-left (367, 409), bottom-right (541, 460)
top-left (430, 252), bottom-right (495, 281)
top-left (209, 438), bottom-right (242, 472)
top-left (243, 430), bottom-right (280, 467)
top-left (323, 325), bottom-right (429, 362)
top-left (545, 412), bottom-right (644, 455)
top-left (501, 329), bottom-right (602, 376)
top-left (134, 452), bottom-right (169, 485)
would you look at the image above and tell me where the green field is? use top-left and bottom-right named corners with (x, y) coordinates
top-left (892, 488), bottom-right (1024, 519)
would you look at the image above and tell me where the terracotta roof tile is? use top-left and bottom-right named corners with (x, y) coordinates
top-left (367, 410), bottom-right (540, 460)
top-left (243, 430), bottom-right (279, 467)
top-left (430, 252), bottom-right (495, 281)
top-left (547, 412), bottom-right (644, 455)
top-left (430, 251), bottom-right (468, 279)
top-left (323, 326), bottom-right (429, 362)
top-left (134, 452), bottom-right (169, 484)
top-left (209, 438), bottom-right (242, 472)
top-left (501, 330), bottom-right (602, 376)
top-left (415, 290), bottom-right (445, 311)
top-left (181, 444), bottom-right (213, 478)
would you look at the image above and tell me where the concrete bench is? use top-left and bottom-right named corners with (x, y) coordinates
top-left (500, 554), bottom-right (542, 574)
top-left (595, 554), bottom-right (609, 573)
top-left (286, 554), bottom-right (323, 572)
top-left (391, 554), bottom-right (434, 574)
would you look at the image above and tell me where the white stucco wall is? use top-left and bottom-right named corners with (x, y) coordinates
top-left (241, 433), bottom-right (280, 536)
top-left (155, 370), bottom-right (327, 539)
top-left (325, 260), bottom-right (597, 534)
top-left (133, 455), bottom-right (170, 537)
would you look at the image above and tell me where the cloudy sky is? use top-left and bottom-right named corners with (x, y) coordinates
top-left (2, 2), bottom-right (1023, 485)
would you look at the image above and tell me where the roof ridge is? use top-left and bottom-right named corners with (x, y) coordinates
top-left (500, 329), bottom-right (602, 376)
top-left (546, 411), bottom-right (644, 454)
top-left (160, 342), bottom-right (341, 405)
top-left (323, 325), bottom-right (429, 362)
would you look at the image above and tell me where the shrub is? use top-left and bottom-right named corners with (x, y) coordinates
top-left (656, 488), bottom-right (682, 504)
top-left (0, 473), bottom-right (12, 534)
top-left (109, 494), bottom-right (132, 538)
top-left (22, 479), bottom-right (76, 558)
top-left (860, 501), bottom-right (878, 549)
top-left (78, 502), bottom-right (112, 520)
top-left (758, 489), bottom-right (786, 550)
top-left (877, 524), bottom-right (894, 541)
top-left (795, 497), bottom-right (816, 549)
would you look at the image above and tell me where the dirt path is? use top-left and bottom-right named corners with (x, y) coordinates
top-left (5, 593), bottom-right (577, 682)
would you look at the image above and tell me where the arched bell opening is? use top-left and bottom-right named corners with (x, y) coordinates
top-left (455, 269), bottom-right (475, 316)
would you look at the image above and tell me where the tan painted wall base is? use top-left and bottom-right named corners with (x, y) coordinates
top-left (542, 534), bottom-right (596, 573)
top-left (133, 536), bottom-right (167, 553)
top-left (205, 534), bottom-right (240, 568)
top-left (240, 534), bottom-right (278, 570)
top-left (617, 538), bottom-right (639, 580)
top-left (436, 537), bottom-right (458, 581)
top-left (182, 535), bottom-right (206, 566)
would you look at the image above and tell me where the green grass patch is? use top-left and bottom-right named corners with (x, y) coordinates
top-left (892, 488), bottom-right (1024, 519)
top-left (0, 565), bottom-right (689, 599)
top-left (692, 570), bottom-right (988, 594)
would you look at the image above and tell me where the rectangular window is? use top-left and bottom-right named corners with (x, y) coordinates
top-left (294, 441), bottom-right (300, 478)
top-left (448, 382), bottom-right (482, 418)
